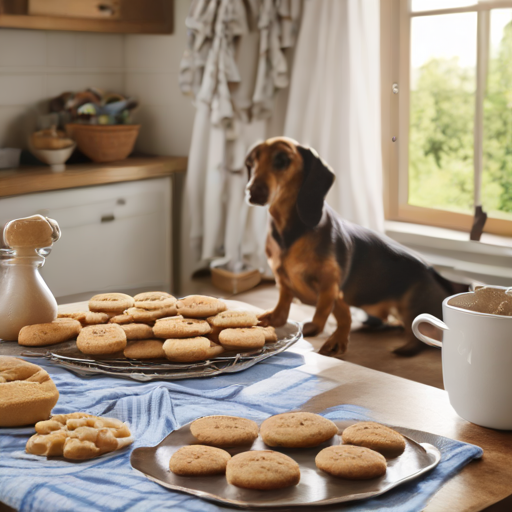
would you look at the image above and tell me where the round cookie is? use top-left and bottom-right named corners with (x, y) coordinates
top-left (76, 324), bottom-right (127, 355)
top-left (153, 317), bottom-right (211, 339)
top-left (169, 445), bottom-right (231, 476)
top-left (124, 340), bottom-right (165, 359)
top-left (163, 337), bottom-right (223, 362)
top-left (125, 307), bottom-right (177, 324)
top-left (190, 415), bottom-right (259, 447)
top-left (260, 412), bottom-right (338, 448)
top-left (89, 293), bottom-right (134, 314)
top-left (119, 323), bottom-right (154, 341)
top-left (226, 450), bottom-right (300, 490)
top-left (255, 325), bottom-right (278, 343)
top-left (134, 291), bottom-right (177, 311)
top-left (207, 310), bottom-right (258, 328)
top-left (175, 295), bottom-right (227, 318)
top-left (58, 311), bottom-right (109, 326)
top-left (109, 314), bottom-right (134, 325)
top-left (315, 445), bottom-right (387, 480)
top-left (207, 325), bottom-right (223, 344)
top-left (218, 328), bottom-right (265, 351)
top-left (18, 319), bottom-right (82, 347)
top-left (341, 421), bottom-right (406, 457)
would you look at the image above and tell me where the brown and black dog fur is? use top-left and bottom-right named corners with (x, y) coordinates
top-left (245, 137), bottom-right (467, 356)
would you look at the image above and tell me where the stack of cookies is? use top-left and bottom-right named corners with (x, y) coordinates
top-left (168, 412), bottom-right (407, 491)
top-left (16, 292), bottom-right (278, 364)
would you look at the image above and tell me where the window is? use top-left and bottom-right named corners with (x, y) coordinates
top-left (385, 0), bottom-right (512, 237)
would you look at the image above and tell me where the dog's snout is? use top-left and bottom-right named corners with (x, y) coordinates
top-left (248, 181), bottom-right (269, 206)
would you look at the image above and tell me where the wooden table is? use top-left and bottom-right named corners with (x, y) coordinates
top-left (1, 301), bottom-right (511, 512)
top-left (290, 347), bottom-right (512, 511)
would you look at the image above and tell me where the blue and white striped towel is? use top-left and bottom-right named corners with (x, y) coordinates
top-left (0, 356), bottom-right (482, 512)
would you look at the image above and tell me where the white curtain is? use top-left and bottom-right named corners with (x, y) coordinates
top-left (284, 0), bottom-right (384, 232)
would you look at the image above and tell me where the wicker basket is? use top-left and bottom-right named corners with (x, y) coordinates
top-left (66, 124), bottom-right (140, 163)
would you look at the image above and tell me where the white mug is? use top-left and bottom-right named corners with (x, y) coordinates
top-left (413, 293), bottom-right (512, 430)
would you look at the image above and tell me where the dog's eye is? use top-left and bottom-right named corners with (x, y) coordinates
top-left (272, 152), bottom-right (291, 170)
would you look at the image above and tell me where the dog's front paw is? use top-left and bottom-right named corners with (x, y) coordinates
top-left (319, 333), bottom-right (348, 358)
top-left (303, 322), bottom-right (321, 337)
top-left (257, 310), bottom-right (288, 328)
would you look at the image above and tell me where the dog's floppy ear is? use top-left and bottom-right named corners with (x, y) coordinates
top-left (296, 145), bottom-right (335, 227)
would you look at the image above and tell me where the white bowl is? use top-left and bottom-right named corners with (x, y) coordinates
top-left (28, 141), bottom-right (76, 172)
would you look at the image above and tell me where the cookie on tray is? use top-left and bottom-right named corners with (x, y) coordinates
top-left (315, 445), bottom-right (387, 480)
top-left (58, 311), bottom-right (109, 326)
top-left (76, 324), bottom-right (127, 355)
top-left (226, 450), bottom-right (300, 490)
top-left (119, 323), bottom-right (154, 341)
top-left (133, 291), bottom-right (177, 311)
top-left (175, 295), bottom-right (227, 318)
top-left (255, 325), bottom-right (278, 343)
top-left (124, 339), bottom-right (165, 359)
top-left (207, 310), bottom-right (258, 328)
top-left (341, 421), bottom-right (406, 457)
top-left (153, 317), bottom-right (211, 339)
top-left (109, 314), bottom-right (135, 325)
top-left (207, 325), bottom-right (223, 344)
top-left (125, 307), bottom-right (177, 324)
top-left (218, 328), bottom-right (265, 351)
top-left (18, 319), bottom-right (82, 347)
top-left (169, 445), bottom-right (231, 476)
top-left (260, 412), bottom-right (338, 448)
top-left (190, 415), bottom-right (259, 447)
top-left (89, 293), bottom-right (134, 314)
top-left (163, 337), bottom-right (223, 362)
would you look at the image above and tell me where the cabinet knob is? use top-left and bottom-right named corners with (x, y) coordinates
top-left (101, 214), bottom-right (115, 223)
top-left (98, 4), bottom-right (116, 16)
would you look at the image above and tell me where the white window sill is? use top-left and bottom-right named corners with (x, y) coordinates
top-left (384, 220), bottom-right (512, 286)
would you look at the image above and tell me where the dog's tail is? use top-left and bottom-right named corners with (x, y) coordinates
top-left (429, 267), bottom-right (470, 296)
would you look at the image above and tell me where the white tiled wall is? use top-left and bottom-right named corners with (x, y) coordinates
top-left (0, 30), bottom-right (126, 149)
top-left (124, 0), bottom-right (195, 156)
top-left (0, 0), bottom-right (195, 156)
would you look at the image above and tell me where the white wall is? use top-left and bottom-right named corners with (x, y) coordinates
top-left (0, 30), bottom-right (125, 149)
top-left (0, 0), bottom-right (195, 157)
top-left (125, 0), bottom-right (195, 156)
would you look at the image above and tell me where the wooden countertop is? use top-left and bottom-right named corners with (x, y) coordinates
top-left (0, 156), bottom-right (187, 198)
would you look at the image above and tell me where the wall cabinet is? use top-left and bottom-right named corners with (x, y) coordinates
top-left (0, 178), bottom-right (172, 299)
top-left (0, 0), bottom-right (173, 33)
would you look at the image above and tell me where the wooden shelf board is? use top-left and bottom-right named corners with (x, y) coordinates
top-left (0, 156), bottom-right (187, 198)
top-left (0, 13), bottom-right (172, 34)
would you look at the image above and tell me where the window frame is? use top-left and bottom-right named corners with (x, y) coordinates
top-left (383, 0), bottom-right (512, 237)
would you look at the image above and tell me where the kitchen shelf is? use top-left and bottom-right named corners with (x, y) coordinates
top-left (0, 0), bottom-right (173, 34)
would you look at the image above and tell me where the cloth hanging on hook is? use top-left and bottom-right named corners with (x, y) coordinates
top-left (180, 0), bottom-right (300, 276)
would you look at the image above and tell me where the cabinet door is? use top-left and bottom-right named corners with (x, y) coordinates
top-left (0, 178), bottom-right (171, 298)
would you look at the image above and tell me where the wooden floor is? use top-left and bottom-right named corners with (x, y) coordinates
top-left (187, 278), bottom-right (445, 390)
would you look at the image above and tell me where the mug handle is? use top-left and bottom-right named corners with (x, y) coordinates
top-left (412, 314), bottom-right (449, 348)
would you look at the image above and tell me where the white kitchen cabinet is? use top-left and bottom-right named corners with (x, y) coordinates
top-left (0, 178), bottom-right (171, 299)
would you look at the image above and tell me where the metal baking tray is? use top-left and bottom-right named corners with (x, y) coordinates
top-left (21, 320), bottom-right (302, 381)
top-left (130, 419), bottom-right (442, 508)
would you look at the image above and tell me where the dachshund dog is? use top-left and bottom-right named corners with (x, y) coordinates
top-left (245, 137), bottom-right (466, 356)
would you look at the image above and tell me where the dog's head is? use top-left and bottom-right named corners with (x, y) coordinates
top-left (245, 137), bottom-right (335, 227)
